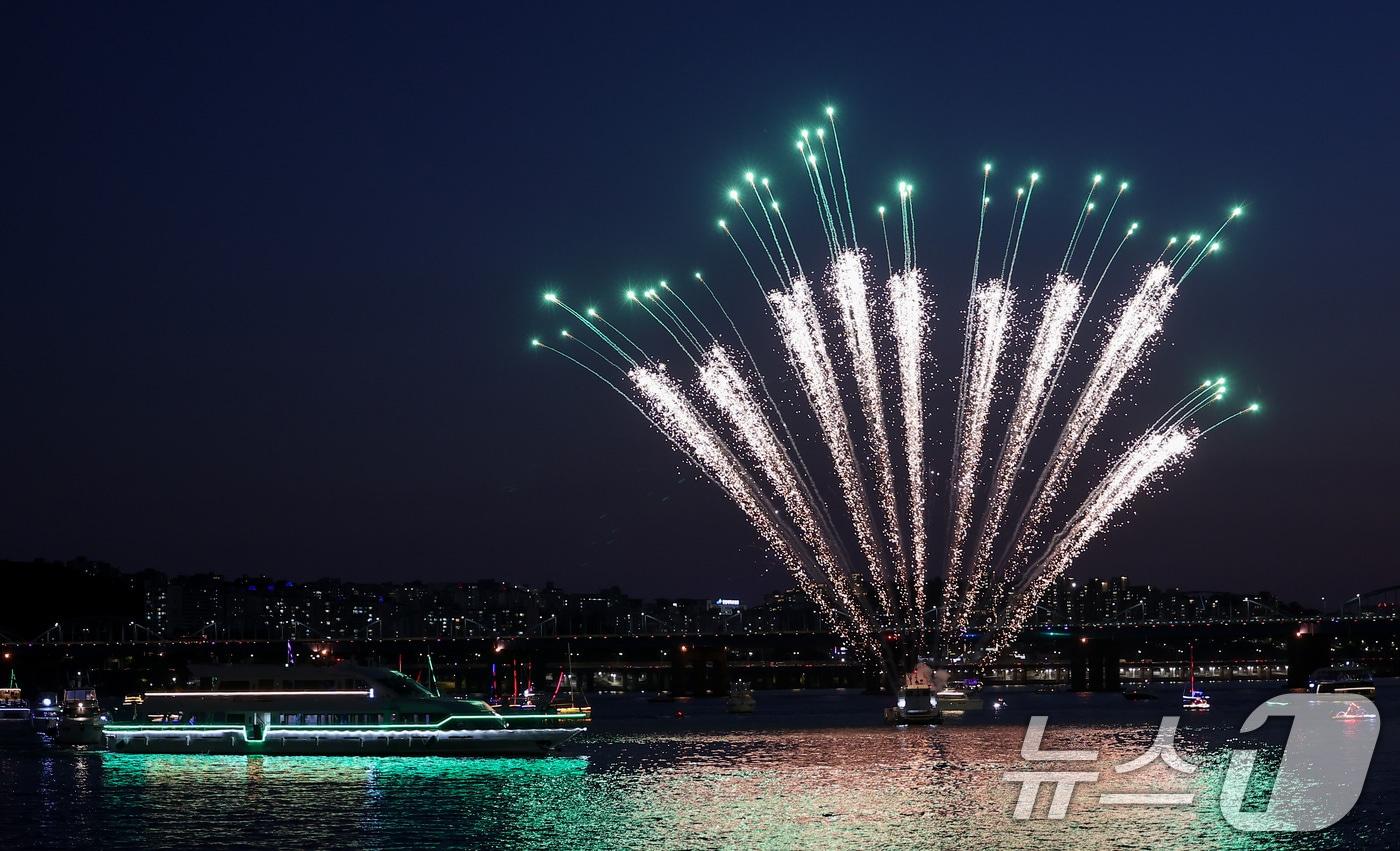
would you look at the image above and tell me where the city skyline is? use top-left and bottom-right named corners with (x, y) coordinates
top-left (5, 555), bottom-right (1361, 647)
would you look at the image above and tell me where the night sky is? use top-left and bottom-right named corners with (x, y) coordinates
top-left (3, 5), bottom-right (1396, 605)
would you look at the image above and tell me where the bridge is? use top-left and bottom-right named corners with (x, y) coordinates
top-left (3, 612), bottom-right (1394, 695)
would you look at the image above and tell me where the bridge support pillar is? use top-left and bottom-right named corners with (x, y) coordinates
top-left (1070, 637), bottom-right (1121, 692)
top-left (1287, 633), bottom-right (1330, 690)
top-left (670, 645), bottom-right (727, 696)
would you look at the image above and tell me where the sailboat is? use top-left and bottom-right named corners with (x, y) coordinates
top-left (1181, 644), bottom-right (1210, 710)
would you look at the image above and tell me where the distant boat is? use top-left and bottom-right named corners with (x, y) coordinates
top-left (934, 689), bottom-right (984, 712)
top-left (885, 663), bottom-right (942, 725)
top-left (1307, 667), bottom-right (1375, 699)
top-left (936, 676), bottom-right (984, 712)
top-left (1333, 700), bottom-right (1378, 721)
top-left (1181, 645), bottom-right (1210, 710)
top-left (1123, 687), bottom-right (1158, 701)
top-left (726, 681), bottom-right (756, 714)
top-left (0, 686), bottom-right (36, 742)
top-left (55, 688), bottom-right (106, 746)
top-left (32, 692), bottom-right (60, 734)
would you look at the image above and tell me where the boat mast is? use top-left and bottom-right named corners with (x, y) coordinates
top-left (1188, 643), bottom-right (1195, 694)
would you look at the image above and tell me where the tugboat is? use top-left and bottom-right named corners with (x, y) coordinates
top-left (885, 663), bottom-right (942, 725)
top-left (1181, 645), bottom-right (1210, 711)
top-left (55, 688), bottom-right (106, 746)
top-left (726, 681), bottom-right (756, 714)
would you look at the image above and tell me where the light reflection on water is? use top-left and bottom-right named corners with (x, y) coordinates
top-left (0, 684), bottom-right (1391, 849)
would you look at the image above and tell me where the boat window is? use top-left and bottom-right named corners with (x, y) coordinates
top-left (220, 681), bottom-right (249, 691)
top-left (227, 713), bottom-right (245, 723)
top-left (383, 671), bottom-right (434, 698)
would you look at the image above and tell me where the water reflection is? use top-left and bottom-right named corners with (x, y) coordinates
top-left (0, 685), bottom-right (1391, 849)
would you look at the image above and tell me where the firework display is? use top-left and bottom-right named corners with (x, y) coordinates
top-left (534, 108), bottom-right (1255, 670)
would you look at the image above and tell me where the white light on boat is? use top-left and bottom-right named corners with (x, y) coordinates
top-left (143, 690), bottom-right (373, 698)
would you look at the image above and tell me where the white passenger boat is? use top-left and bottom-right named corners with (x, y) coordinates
top-left (105, 664), bottom-right (586, 756)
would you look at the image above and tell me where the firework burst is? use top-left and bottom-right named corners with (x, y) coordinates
top-left (534, 108), bottom-right (1256, 674)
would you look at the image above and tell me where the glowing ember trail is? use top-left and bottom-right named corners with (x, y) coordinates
top-left (939, 281), bottom-right (1013, 643)
top-left (829, 250), bottom-right (910, 609)
top-left (629, 364), bottom-right (875, 657)
top-left (536, 107), bottom-right (1255, 680)
top-left (887, 267), bottom-right (930, 628)
top-left (996, 263), bottom-right (1179, 586)
top-left (697, 345), bottom-right (872, 639)
top-left (956, 274), bottom-right (1082, 635)
top-left (770, 276), bottom-right (897, 618)
top-left (986, 427), bottom-right (1196, 658)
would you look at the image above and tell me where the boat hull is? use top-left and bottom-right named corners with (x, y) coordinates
top-left (56, 720), bottom-right (106, 746)
top-left (105, 726), bottom-right (584, 756)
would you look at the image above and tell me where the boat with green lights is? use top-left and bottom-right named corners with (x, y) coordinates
top-left (104, 664), bottom-right (587, 756)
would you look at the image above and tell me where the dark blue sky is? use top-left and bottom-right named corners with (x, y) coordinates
top-left (2, 4), bottom-right (1395, 604)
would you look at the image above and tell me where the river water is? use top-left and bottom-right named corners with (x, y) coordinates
top-left (0, 683), bottom-right (1391, 849)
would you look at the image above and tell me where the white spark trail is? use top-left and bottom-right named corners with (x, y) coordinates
top-left (956, 274), bottom-right (1082, 634)
top-left (697, 346), bottom-right (872, 637)
top-left (771, 276), bottom-right (897, 616)
top-left (630, 365), bottom-right (874, 654)
top-left (540, 111), bottom-right (1251, 676)
top-left (997, 263), bottom-right (1179, 585)
top-left (940, 281), bottom-right (1014, 640)
top-left (887, 266), bottom-right (931, 627)
top-left (829, 251), bottom-right (910, 607)
top-left (986, 427), bottom-right (1195, 657)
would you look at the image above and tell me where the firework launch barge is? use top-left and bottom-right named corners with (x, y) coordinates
top-left (105, 665), bottom-right (586, 756)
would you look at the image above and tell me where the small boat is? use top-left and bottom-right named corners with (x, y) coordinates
top-left (1333, 700), bottom-right (1379, 721)
top-left (489, 654), bottom-right (593, 728)
top-left (935, 676), bottom-right (984, 712)
top-left (0, 687), bottom-right (36, 742)
top-left (885, 664), bottom-right (942, 725)
top-left (1181, 645), bottom-right (1210, 710)
top-left (55, 688), bottom-right (106, 746)
top-left (490, 691), bottom-right (593, 729)
top-left (1307, 667), bottom-right (1375, 699)
top-left (934, 689), bottom-right (984, 712)
top-left (1123, 685), bottom-right (1158, 701)
top-left (726, 681), bottom-right (756, 714)
top-left (32, 693), bottom-right (60, 734)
